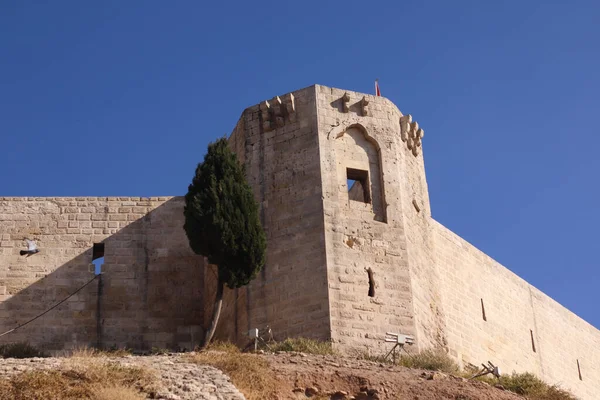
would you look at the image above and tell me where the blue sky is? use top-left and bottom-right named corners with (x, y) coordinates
top-left (1, 1), bottom-right (599, 328)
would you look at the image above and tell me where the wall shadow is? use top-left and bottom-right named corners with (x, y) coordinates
top-left (0, 197), bottom-right (204, 355)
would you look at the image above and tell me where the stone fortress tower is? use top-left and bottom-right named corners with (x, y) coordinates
top-left (221, 84), bottom-right (599, 399)
top-left (0, 84), bottom-right (598, 399)
top-left (223, 84), bottom-right (438, 351)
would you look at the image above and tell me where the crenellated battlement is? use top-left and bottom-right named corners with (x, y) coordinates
top-left (259, 93), bottom-right (296, 132)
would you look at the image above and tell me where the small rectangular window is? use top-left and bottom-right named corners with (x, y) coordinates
top-left (347, 168), bottom-right (370, 203)
top-left (92, 243), bottom-right (105, 260)
top-left (530, 329), bottom-right (536, 353)
top-left (92, 243), bottom-right (105, 275)
top-left (577, 359), bottom-right (582, 381)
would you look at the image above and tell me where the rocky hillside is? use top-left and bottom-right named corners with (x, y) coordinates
top-left (0, 350), bottom-right (542, 400)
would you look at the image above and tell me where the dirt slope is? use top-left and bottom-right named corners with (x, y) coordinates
top-left (264, 352), bottom-right (523, 400)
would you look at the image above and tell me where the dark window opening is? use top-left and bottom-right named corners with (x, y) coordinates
top-left (92, 243), bottom-right (105, 275)
top-left (481, 299), bottom-right (487, 321)
top-left (366, 267), bottom-right (375, 297)
top-left (577, 359), bottom-right (582, 381)
top-left (92, 243), bottom-right (104, 260)
top-left (530, 329), bottom-right (536, 353)
top-left (347, 168), bottom-right (370, 203)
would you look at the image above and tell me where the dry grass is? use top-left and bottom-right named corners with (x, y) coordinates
top-left (0, 379), bottom-right (11, 396)
top-left (70, 346), bottom-right (132, 358)
top-left (204, 337), bottom-right (335, 355)
top-left (0, 358), bottom-right (157, 400)
top-left (360, 348), bottom-right (460, 374)
top-left (204, 340), bottom-right (242, 353)
top-left (268, 337), bottom-right (335, 355)
top-left (188, 348), bottom-right (278, 400)
top-left (188, 338), bottom-right (331, 399)
top-left (92, 386), bottom-right (147, 400)
top-left (397, 349), bottom-right (460, 374)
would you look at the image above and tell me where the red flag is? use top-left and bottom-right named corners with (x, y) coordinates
top-left (375, 79), bottom-right (381, 96)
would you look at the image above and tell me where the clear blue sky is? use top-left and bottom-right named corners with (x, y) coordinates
top-left (1, 1), bottom-right (599, 329)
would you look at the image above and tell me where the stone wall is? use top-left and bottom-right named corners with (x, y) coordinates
top-left (206, 85), bottom-right (332, 345)
top-left (315, 85), bottom-right (417, 355)
top-left (433, 220), bottom-right (599, 399)
top-left (0, 197), bottom-right (203, 352)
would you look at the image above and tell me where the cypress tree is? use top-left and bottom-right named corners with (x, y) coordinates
top-left (183, 137), bottom-right (266, 347)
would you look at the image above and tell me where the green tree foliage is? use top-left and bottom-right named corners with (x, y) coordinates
top-left (184, 137), bottom-right (266, 347)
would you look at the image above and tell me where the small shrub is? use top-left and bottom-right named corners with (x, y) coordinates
top-left (188, 351), bottom-right (278, 400)
top-left (357, 348), bottom-right (458, 373)
top-left (542, 385), bottom-right (579, 400)
top-left (497, 372), bottom-right (577, 400)
top-left (465, 370), bottom-right (577, 400)
top-left (0, 342), bottom-right (47, 358)
top-left (268, 337), bottom-right (335, 355)
top-left (149, 347), bottom-right (170, 355)
top-left (499, 372), bottom-right (547, 395)
top-left (398, 349), bottom-right (460, 374)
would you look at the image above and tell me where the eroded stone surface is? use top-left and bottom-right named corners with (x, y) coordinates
top-left (0, 354), bottom-right (246, 400)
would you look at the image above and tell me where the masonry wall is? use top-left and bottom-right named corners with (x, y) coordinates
top-left (206, 85), bottom-right (331, 345)
top-left (393, 107), bottom-right (447, 352)
top-left (433, 220), bottom-right (600, 399)
top-left (310, 84), bottom-right (599, 398)
top-left (0, 197), bottom-right (203, 353)
top-left (315, 85), bottom-right (418, 355)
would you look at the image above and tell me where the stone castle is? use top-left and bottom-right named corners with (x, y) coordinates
top-left (0, 84), bottom-right (598, 399)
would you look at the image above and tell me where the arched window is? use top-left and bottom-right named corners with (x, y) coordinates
top-left (333, 125), bottom-right (386, 222)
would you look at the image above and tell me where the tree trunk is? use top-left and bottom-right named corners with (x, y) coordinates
top-left (203, 279), bottom-right (224, 348)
